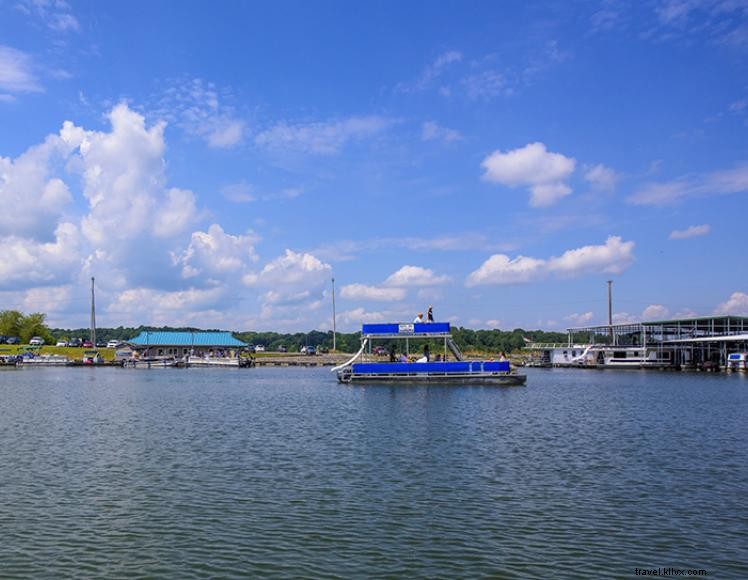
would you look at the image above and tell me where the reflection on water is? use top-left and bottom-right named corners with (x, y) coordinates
top-left (1, 367), bottom-right (746, 577)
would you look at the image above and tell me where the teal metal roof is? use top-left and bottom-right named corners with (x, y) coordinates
top-left (128, 331), bottom-right (246, 347)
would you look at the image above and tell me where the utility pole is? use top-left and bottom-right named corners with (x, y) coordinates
top-left (607, 280), bottom-right (613, 346)
top-left (331, 277), bottom-right (337, 352)
top-left (90, 276), bottom-right (97, 347)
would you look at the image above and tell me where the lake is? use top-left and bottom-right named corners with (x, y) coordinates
top-left (1, 367), bottom-right (746, 578)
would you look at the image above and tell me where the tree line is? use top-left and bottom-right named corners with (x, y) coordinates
top-left (1, 309), bottom-right (567, 353)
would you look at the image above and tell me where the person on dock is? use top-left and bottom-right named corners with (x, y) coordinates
top-left (427, 306), bottom-right (434, 322)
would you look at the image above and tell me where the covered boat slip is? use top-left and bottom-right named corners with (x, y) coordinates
top-left (335, 322), bottom-right (526, 385)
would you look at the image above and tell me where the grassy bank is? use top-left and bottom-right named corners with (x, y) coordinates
top-left (0, 345), bottom-right (116, 361)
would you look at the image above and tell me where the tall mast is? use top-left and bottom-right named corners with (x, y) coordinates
top-left (607, 280), bottom-right (613, 346)
top-left (90, 276), bottom-right (97, 347)
top-left (331, 277), bottom-right (337, 352)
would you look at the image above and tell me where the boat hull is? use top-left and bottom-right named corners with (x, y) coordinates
top-left (338, 361), bottom-right (526, 385)
top-left (338, 370), bottom-right (526, 385)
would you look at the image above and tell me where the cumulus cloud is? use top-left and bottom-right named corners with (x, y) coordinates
top-left (384, 265), bottom-right (451, 287)
top-left (715, 292), bottom-right (748, 316)
top-left (466, 236), bottom-right (634, 286)
top-left (629, 164), bottom-right (748, 206)
top-left (255, 116), bottom-right (393, 155)
top-left (0, 45), bottom-right (42, 94)
top-left (0, 136), bottom-right (74, 239)
top-left (642, 304), bottom-right (669, 320)
top-left (63, 104), bottom-right (199, 247)
top-left (481, 142), bottom-right (577, 207)
top-left (566, 311), bottom-right (594, 325)
top-left (340, 284), bottom-right (406, 302)
top-left (669, 224), bottom-right (710, 240)
top-left (584, 163), bottom-right (618, 191)
top-left (421, 121), bottom-right (463, 143)
top-left (107, 286), bottom-right (228, 326)
top-left (0, 222), bottom-right (82, 289)
top-left (243, 249), bottom-right (331, 290)
top-left (177, 224), bottom-right (259, 279)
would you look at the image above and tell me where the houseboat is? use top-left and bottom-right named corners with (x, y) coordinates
top-left (332, 322), bottom-right (526, 385)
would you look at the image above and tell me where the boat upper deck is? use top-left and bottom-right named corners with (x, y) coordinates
top-left (361, 322), bottom-right (452, 339)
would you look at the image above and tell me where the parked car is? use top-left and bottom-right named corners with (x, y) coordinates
top-left (318, 345), bottom-right (329, 354)
top-left (29, 336), bottom-right (45, 346)
top-left (69, 338), bottom-right (82, 347)
top-left (277, 345), bottom-right (288, 353)
top-left (6, 337), bottom-right (20, 345)
top-left (254, 345), bottom-right (265, 352)
top-left (56, 340), bottom-right (69, 347)
top-left (304, 346), bottom-right (316, 356)
top-left (82, 340), bottom-right (93, 348)
top-left (106, 340), bottom-right (120, 349)
top-left (0, 335), bottom-right (7, 344)
top-left (246, 344), bottom-right (256, 354)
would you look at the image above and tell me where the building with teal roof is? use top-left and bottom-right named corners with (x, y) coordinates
top-left (127, 331), bottom-right (247, 359)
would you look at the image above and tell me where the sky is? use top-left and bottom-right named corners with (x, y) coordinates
top-left (0, 0), bottom-right (747, 333)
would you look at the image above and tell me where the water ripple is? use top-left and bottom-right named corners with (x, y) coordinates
top-left (0, 367), bottom-right (746, 578)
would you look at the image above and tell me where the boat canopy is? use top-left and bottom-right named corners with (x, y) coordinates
top-left (362, 322), bottom-right (451, 337)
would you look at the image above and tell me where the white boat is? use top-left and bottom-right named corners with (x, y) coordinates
top-left (20, 354), bottom-right (72, 366)
top-left (727, 352), bottom-right (747, 371)
top-left (186, 355), bottom-right (253, 368)
top-left (122, 357), bottom-right (178, 368)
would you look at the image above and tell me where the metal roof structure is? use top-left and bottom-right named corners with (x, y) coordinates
top-left (128, 331), bottom-right (247, 347)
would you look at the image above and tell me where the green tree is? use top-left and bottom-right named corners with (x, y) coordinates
top-left (0, 310), bottom-right (23, 338)
top-left (19, 313), bottom-right (53, 344)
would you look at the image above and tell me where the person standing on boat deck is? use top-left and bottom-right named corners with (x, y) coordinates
top-left (414, 313), bottom-right (424, 323)
top-left (427, 306), bottom-right (434, 322)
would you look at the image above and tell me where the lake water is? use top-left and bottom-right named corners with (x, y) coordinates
top-left (0, 367), bottom-right (746, 578)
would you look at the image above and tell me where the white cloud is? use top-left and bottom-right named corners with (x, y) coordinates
top-left (642, 304), bottom-right (670, 320)
top-left (421, 121), bottom-right (462, 143)
top-left (629, 164), bottom-right (748, 206)
top-left (466, 236), bottom-right (635, 286)
top-left (177, 224), bottom-right (259, 279)
top-left (669, 224), bottom-right (710, 240)
top-left (0, 45), bottom-right (42, 94)
top-left (566, 311), bottom-right (594, 325)
top-left (255, 116), bottom-right (393, 155)
top-left (461, 70), bottom-right (507, 100)
top-left (243, 249), bottom-right (331, 289)
top-left (0, 136), bottom-right (74, 239)
top-left (64, 104), bottom-right (199, 247)
top-left (481, 142), bottom-right (577, 207)
top-left (384, 265), bottom-right (451, 287)
top-left (107, 287), bottom-right (228, 326)
top-left (715, 292), bottom-right (748, 316)
top-left (153, 78), bottom-right (245, 148)
top-left (221, 181), bottom-right (302, 203)
top-left (340, 283), bottom-right (406, 302)
top-left (549, 236), bottom-right (635, 276)
top-left (397, 50), bottom-right (463, 93)
top-left (466, 254), bottom-right (545, 285)
top-left (584, 164), bottom-right (618, 191)
top-left (16, 0), bottom-right (80, 32)
top-left (0, 222), bottom-right (82, 289)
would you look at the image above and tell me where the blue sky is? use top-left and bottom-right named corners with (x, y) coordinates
top-left (1, 0), bottom-right (747, 332)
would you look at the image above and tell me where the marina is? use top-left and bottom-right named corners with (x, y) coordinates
top-left (527, 315), bottom-right (748, 371)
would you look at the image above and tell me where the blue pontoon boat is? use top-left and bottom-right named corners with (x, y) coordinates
top-left (332, 322), bottom-right (526, 385)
